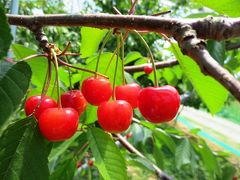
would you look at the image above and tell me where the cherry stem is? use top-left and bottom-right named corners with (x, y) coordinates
top-left (133, 30), bottom-right (158, 87)
top-left (112, 35), bottom-right (120, 100)
top-left (31, 59), bottom-right (52, 119)
top-left (20, 54), bottom-right (47, 62)
top-left (64, 56), bottom-right (73, 90)
top-left (95, 30), bottom-right (113, 78)
top-left (58, 58), bottom-right (108, 79)
top-left (120, 33), bottom-right (126, 85)
top-left (104, 32), bottom-right (129, 74)
top-left (51, 48), bottom-right (62, 108)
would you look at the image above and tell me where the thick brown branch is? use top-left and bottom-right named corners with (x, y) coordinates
top-left (124, 59), bottom-right (178, 73)
top-left (173, 25), bottom-right (240, 101)
top-left (7, 14), bottom-right (240, 40)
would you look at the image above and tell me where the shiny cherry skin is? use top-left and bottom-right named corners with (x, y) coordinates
top-left (97, 100), bottom-right (133, 133)
top-left (144, 64), bottom-right (153, 75)
top-left (24, 95), bottom-right (57, 120)
top-left (38, 107), bottom-right (79, 142)
top-left (115, 83), bottom-right (141, 108)
top-left (81, 76), bottom-right (112, 106)
top-left (138, 85), bottom-right (180, 123)
top-left (61, 90), bottom-right (87, 116)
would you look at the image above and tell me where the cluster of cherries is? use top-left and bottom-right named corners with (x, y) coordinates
top-left (24, 66), bottom-right (180, 142)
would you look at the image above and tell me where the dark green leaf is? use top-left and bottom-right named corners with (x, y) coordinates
top-left (50, 155), bottom-right (77, 180)
top-left (0, 117), bottom-right (49, 180)
top-left (196, 141), bottom-right (221, 177)
top-left (153, 129), bottom-right (176, 154)
top-left (80, 27), bottom-right (108, 58)
top-left (207, 40), bottom-right (225, 65)
top-left (87, 128), bottom-right (127, 180)
top-left (0, 4), bottom-right (13, 59)
top-left (193, 0), bottom-right (240, 17)
top-left (175, 139), bottom-right (192, 169)
top-left (49, 132), bottom-right (81, 161)
top-left (0, 61), bottom-right (31, 127)
top-left (170, 44), bottom-right (228, 114)
top-left (153, 139), bottom-right (164, 169)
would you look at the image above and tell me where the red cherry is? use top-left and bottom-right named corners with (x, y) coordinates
top-left (88, 160), bottom-right (94, 167)
top-left (76, 161), bottom-right (82, 168)
top-left (81, 76), bottom-right (112, 106)
top-left (97, 100), bottom-right (132, 133)
top-left (61, 90), bottom-right (87, 116)
top-left (144, 64), bottom-right (153, 75)
top-left (138, 86), bottom-right (180, 123)
top-left (125, 133), bottom-right (132, 139)
top-left (115, 83), bottom-right (141, 108)
top-left (24, 95), bottom-right (57, 120)
top-left (38, 108), bottom-right (79, 142)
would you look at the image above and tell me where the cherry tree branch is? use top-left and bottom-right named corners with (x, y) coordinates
top-left (7, 14), bottom-right (240, 40)
top-left (7, 14), bottom-right (240, 101)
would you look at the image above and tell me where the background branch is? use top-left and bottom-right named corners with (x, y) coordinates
top-left (124, 59), bottom-right (178, 73)
top-left (114, 134), bottom-right (173, 180)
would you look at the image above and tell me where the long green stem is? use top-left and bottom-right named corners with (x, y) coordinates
top-left (133, 30), bottom-right (158, 87)
top-left (95, 30), bottom-right (113, 77)
top-left (64, 56), bottom-right (72, 90)
top-left (51, 48), bottom-right (62, 108)
top-left (104, 31), bottom-right (129, 74)
top-left (120, 33), bottom-right (126, 85)
top-left (112, 36), bottom-right (120, 100)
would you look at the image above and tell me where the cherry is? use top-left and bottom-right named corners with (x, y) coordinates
top-left (61, 90), bottom-right (87, 116)
top-left (144, 64), bottom-right (153, 75)
top-left (138, 85), bottom-right (180, 123)
top-left (115, 83), bottom-right (141, 108)
top-left (38, 108), bottom-right (79, 142)
top-left (125, 133), bottom-right (132, 139)
top-left (88, 160), bottom-right (94, 167)
top-left (24, 95), bottom-right (57, 120)
top-left (76, 161), bottom-right (82, 168)
top-left (97, 100), bottom-right (132, 133)
top-left (81, 76), bottom-right (112, 106)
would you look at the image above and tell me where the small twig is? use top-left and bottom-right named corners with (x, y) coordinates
top-left (124, 59), bottom-right (178, 73)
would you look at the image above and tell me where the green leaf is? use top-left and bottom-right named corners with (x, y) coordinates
top-left (192, 0), bottom-right (240, 17)
top-left (48, 132), bottom-right (81, 161)
top-left (0, 117), bottom-right (49, 180)
top-left (87, 128), bottom-right (127, 180)
top-left (152, 129), bottom-right (176, 154)
top-left (170, 44), bottom-right (228, 114)
top-left (195, 141), bottom-right (221, 177)
top-left (153, 139), bottom-right (164, 169)
top-left (175, 139), bottom-right (192, 169)
top-left (124, 51), bottom-right (142, 65)
top-left (0, 4), bottom-right (13, 59)
top-left (162, 67), bottom-right (178, 86)
top-left (50, 155), bottom-right (77, 180)
top-left (0, 61), bottom-right (31, 127)
top-left (207, 40), bottom-right (225, 65)
top-left (80, 27), bottom-right (108, 58)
